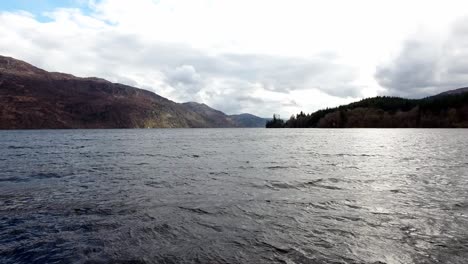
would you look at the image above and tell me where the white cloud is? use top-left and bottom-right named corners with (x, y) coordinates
top-left (1, 0), bottom-right (468, 117)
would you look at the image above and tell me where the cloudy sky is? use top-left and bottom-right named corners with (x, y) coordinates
top-left (1, 0), bottom-right (468, 117)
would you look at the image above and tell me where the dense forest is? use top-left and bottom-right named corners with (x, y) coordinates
top-left (266, 91), bottom-right (468, 128)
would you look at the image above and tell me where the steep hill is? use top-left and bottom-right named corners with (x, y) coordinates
top-left (0, 56), bottom-right (263, 129)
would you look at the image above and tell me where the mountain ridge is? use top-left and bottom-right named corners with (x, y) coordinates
top-left (435, 87), bottom-right (468, 97)
top-left (0, 55), bottom-right (265, 129)
top-left (180, 102), bottom-right (267, 128)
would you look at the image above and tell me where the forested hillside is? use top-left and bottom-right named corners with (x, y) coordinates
top-left (267, 91), bottom-right (468, 128)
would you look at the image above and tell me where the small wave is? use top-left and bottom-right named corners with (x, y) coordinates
top-left (144, 181), bottom-right (163, 188)
top-left (31, 172), bottom-right (62, 179)
top-left (266, 165), bottom-right (293, 170)
top-left (0, 177), bottom-right (29, 182)
top-left (209, 172), bottom-right (229, 176)
top-left (71, 206), bottom-right (121, 216)
top-left (269, 181), bottom-right (298, 190)
top-left (103, 259), bottom-right (148, 264)
top-left (261, 241), bottom-right (291, 254)
top-left (454, 202), bottom-right (468, 209)
top-left (306, 203), bottom-right (329, 210)
top-left (323, 153), bottom-right (380, 157)
top-left (303, 179), bottom-right (342, 190)
top-left (197, 222), bottom-right (223, 232)
top-left (7, 145), bottom-right (34, 149)
top-left (177, 206), bottom-right (212, 215)
top-left (72, 145), bottom-right (86, 149)
top-left (343, 203), bottom-right (361, 210)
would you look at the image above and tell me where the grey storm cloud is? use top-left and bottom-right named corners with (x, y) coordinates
top-left (375, 17), bottom-right (468, 98)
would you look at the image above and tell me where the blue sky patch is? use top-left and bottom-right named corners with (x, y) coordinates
top-left (0, 0), bottom-right (92, 21)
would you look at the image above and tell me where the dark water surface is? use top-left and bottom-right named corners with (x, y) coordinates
top-left (1, 129), bottom-right (468, 264)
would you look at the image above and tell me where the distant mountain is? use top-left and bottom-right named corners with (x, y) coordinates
top-left (268, 88), bottom-right (468, 128)
top-left (181, 102), bottom-right (267, 128)
top-left (0, 55), bottom-right (264, 129)
top-left (181, 102), bottom-right (235, 127)
top-left (229, 113), bottom-right (267, 128)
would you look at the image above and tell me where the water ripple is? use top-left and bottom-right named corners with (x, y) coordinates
top-left (0, 129), bottom-right (467, 263)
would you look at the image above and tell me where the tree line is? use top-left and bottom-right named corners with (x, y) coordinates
top-left (266, 93), bottom-right (468, 128)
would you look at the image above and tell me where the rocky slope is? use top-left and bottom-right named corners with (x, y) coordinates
top-left (0, 56), bottom-right (263, 129)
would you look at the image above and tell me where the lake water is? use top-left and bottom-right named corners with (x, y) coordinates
top-left (1, 129), bottom-right (467, 264)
